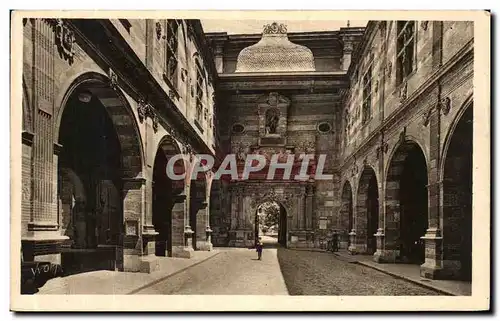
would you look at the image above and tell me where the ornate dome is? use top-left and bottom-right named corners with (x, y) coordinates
top-left (235, 22), bottom-right (316, 73)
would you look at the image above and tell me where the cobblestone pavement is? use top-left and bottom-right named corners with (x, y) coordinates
top-left (277, 249), bottom-right (443, 296)
top-left (135, 248), bottom-right (288, 295)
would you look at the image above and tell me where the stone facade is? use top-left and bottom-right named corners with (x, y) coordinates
top-left (21, 18), bottom-right (219, 273)
top-left (206, 20), bottom-right (474, 281)
top-left (20, 18), bottom-right (474, 281)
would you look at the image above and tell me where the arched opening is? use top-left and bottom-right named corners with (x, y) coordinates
top-left (255, 201), bottom-right (287, 247)
top-left (57, 77), bottom-right (142, 274)
top-left (339, 182), bottom-right (353, 249)
top-left (356, 166), bottom-right (379, 254)
top-left (386, 141), bottom-right (428, 264)
top-left (442, 104), bottom-right (472, 281)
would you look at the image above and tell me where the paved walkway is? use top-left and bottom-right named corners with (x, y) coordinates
top-left (36, 251), bottom-right (219, 295)
top-left (333, 250), bottom-right (471, 296)
top-left (134, 248), bottom-right (289, 295)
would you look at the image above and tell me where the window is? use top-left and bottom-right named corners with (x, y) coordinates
top-left (317, 122), bottom-right (332, 134)
top-left (396, 21), bottom-right (416, 85)
top-left (362, 64), bottom-right (372, 124)
top-left (165, 20), bottom-right (180, 88)
top-left (195, 58), bottom-right (205, 123)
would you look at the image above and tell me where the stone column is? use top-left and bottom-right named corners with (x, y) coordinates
top-left (171, 194), bottom-right (194, 258)
top-left (421, 99), bottom-right (445, 279)
top-left (374, 136), bottom-right (393, 262)
top-left (195, 201), bottom-right (212, 250)
top-left (142, 178), bottom-right (157, 257)
top-left (122, 177), bottom-right (159, 273)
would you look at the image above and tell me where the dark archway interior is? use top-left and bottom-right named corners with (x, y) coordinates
top-left (366, 174), bottom-right (379, 255)
top-left (399, 144), bottom-right (428, 264)
top-left (255, 202), bottom-right (287, 248)
top-left (152, 148), bottom-right (173, 257)
top-left (58, 86), bottom-right (123, 274)
top-left (443, 105), bottom-right (472, 281)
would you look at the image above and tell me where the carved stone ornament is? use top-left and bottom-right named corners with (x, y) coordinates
top-left (376, 141), bottom-right (389, 159)
top-left (439, 97), bottom-right (451, 115)
top-left (49, 19), bottom-right (75, 64)
top-left (262, 22), bottom-right (287, 35)
top-left (422, 108), bottom-right (432, 127)
top-left (386, 61), bottom-right (392, 79)
top-left (398, 127), bottom-right (407, 145)
top-left (181, 68), bottom-right (188, 82)
top-left (137, 99), bottom-right (148, 123)
top-left (363, 157), bottom-right (368, 166)
top-left (108, 68), bottom-right (119, 92)
top-left (137, 99), bottom-right (159, 132)
top-left (420, 21), bottom-right (429, 31)
top-left (155, 21), bottom-right (162, 40)
top-left (351, 160), bottom-right (359, 177)
top-left (399, 81), bottom-right (408, 102)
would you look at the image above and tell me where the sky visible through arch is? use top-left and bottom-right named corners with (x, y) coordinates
top-left (201, 20), bottom-right (368, 34)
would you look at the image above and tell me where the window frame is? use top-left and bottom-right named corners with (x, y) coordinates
top-left (361, 60), bottom-right (373, 125)
top-left (165, 19), bottom-right (180, 89)
top-left (395, 20), bottom-right (417, 85)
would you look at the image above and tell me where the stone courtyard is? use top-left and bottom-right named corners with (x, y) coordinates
top-left (20, 17), bottom-right (474, 296)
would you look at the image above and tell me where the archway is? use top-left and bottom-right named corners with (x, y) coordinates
top-left (442, 104), bottom-right (472, 280)
top-left (152, 138), bottom-right (185, 257)
top-left (57, 75), bottom-right (143, 274)
top-left (356, 166), bottom-right (379, 254)
top-left (255, 201), bottom-right (287, 247)
top-left (339, 181), bottom-right (353, 249)
top-left (386, 141), bottom-right (428, 264)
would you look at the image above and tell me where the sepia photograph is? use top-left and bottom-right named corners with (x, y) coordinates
top-left (9, 9), bottom-right (490, 311)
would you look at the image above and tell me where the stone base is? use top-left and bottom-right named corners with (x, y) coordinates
top-left (373, 250), bottom-right (397, 263)
top-left (420, 259), bottom-right (464, 280)
top-left (139, 255), bottom-right (160, 273)
top-left (172, 246), bottom-right (195, 258)
top-left (348, 244), bottom-right (367, 255)
top-left (123, 254), bottom-right (141, 272)
top-left (196, 241), bottom-right (213, 251)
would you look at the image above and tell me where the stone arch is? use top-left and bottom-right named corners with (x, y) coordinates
top-left (55, 71), bottom-right (145, 179)
top-left (385, 139), bottom-right (429, 264)
top-left (440, 99), bottom-right (473, 280)
top-left (253, 197), bottom-right (289, 247)
top-left (152, 135), bottom-right (187, 257)
top-left (355, 165), bottom-right (379, 254)
top-left (56, 71), bottom-right (145, 272)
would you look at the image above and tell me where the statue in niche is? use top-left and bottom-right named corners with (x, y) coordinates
top-left (265, 108), bottom-right (280, 135)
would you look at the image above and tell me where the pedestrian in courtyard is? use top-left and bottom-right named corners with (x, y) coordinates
top-left (256, 237), bottom-right (263, 260)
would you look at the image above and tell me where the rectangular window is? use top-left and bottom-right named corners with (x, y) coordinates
top-left (362, 64), bottom-right (372, 124)
top-left (396, 21), bottom-right (416, 85)
top-left (165, 20), bottom-right (180, 88)
top-left (195, 60), bottom-right (204, 123)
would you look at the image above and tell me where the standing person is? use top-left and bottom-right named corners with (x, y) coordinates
top-left (256, 237), bottom-right (263, 260)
